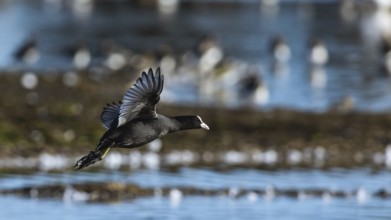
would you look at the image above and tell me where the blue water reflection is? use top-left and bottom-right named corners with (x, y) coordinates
top-left (2, 193), bottom-right (391, 220)
top-left (1, 1), bottom-right (391, 111)
top-left (1, 168), bottom-right (390, 193)
top-left (1, 167), bottom-right (391, 219)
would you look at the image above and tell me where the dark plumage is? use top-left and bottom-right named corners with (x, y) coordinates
top-left (14, 37), bottom-right (40, 64)
top-left (75, 67), bottom-right (209, 169)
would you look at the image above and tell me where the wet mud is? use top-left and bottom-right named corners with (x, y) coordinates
top-left (1, 182), bottom-right (390, 203)
top-left (1, 70), bottom-right (391, 169)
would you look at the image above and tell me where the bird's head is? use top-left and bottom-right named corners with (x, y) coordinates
top-left (196, 115), bottom-right (209, 130)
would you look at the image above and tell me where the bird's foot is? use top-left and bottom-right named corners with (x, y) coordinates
top-left (74, 151), bottom-right (102, 170)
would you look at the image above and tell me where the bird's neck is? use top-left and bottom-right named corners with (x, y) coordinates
top-left (169, 116), bottom-right (199, 132)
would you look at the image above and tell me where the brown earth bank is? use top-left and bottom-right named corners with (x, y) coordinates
top-left (1, 182), bottom-right (390, 202)
top-left (1, 70), bottom-right (391, 168)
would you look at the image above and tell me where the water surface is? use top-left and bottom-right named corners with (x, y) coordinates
top-left (1, 0), bottom-right (391, 111)
top-left (1, 167), bottom-right (391, 220)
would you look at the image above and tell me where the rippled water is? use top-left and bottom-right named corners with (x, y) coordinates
top-left (1, 168), bottom-right (390, 192)
top-left (2, 195), bottom-right (391, 220)
top-left (1, 168), bottom-right (391, 220)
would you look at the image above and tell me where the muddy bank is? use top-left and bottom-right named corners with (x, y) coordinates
top-left (1, 70), bottom-right (391, 168)
top-left (1, 182), bottom-right (390, 202)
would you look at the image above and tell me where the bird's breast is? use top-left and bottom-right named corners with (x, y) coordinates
top-left (113, 120), bottom-right (165, 148)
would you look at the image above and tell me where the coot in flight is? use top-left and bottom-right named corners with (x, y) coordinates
top-left (75, 67), bottom-right (209, 169)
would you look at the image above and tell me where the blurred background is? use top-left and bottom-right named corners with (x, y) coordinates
top-left (1, 0), bottom-right (391, 219)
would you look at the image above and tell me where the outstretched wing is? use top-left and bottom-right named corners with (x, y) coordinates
top-left (117, 67), bottom-right (164, 127)
top-left (100, 102), bottom-right (121, 130)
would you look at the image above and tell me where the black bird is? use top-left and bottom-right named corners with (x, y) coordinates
top-left (75, 67), bottom-right (209, 169)
top-left (14, 37), bottom-right (40, 64)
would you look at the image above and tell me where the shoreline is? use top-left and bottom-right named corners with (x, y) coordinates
top-left (1, 182), bottom-right (390, 203)
top-left (0, 71), bottom-right (391, 169)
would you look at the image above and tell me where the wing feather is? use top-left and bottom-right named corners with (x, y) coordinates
top-left (117, 67), bottom-right (164, 127)
top-left (100, 103), bottom-right (121, 130)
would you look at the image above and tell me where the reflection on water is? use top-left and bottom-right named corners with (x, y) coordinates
top-left (1, 168), bottom-right (391, 220)
top-left (2, 195), bottom-right (391, 220)
top-left (1, 168), bottom-right (390, 192)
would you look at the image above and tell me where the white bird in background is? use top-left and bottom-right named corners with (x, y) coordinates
top-left (71, 0), bottom-right (94, 20)
top-left (100, 40), bottom-right (130, 72)
top-left (309, 38), bottom-right (329, 66)
top-left (72, 43), bottom-right (91, 70)
top-left (260, 0), bottom-right (280, 16)
top-left (197, 35), bottom-right (224, 74)
top-left (157, 0), bottom-right (179, 15)
top-left (270, 35), bottom-right (291, 63)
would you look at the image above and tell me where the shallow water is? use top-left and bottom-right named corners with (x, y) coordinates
top-left (1, 168), bottom-right (390, 192)
top-left (1, 0), bottom-right (391, 111)
top-left (2, 195), bottom-right (391, 220)
top-left (1, 167), bottom-right (391, 219)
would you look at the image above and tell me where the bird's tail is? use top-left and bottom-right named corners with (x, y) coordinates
top-left (74, 139), bottom-right (114, 170)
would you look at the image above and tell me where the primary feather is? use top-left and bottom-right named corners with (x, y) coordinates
top-left (100, 102), bottom-right (121, 130)
top-left (118, 68), bottom-right (164, 127)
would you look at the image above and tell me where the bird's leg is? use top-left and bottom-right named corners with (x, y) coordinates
top-left (74, 140), bottom-right (113, 170)
top-left (100, 147), bottom-right (111, 159)
top-left (74, 150), bottom-right (102, 170)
